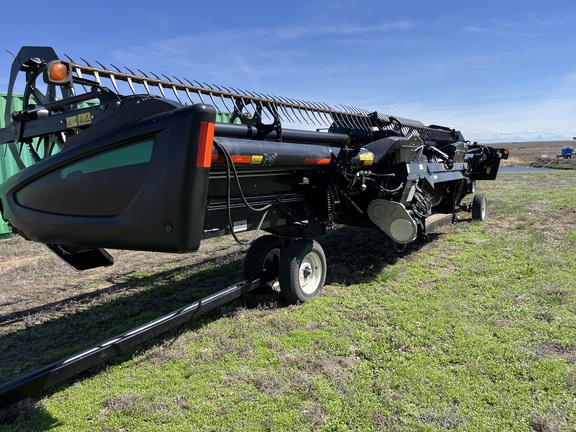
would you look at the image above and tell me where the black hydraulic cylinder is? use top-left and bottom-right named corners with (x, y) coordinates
top-left (215, 122), bottom-right (349, 146)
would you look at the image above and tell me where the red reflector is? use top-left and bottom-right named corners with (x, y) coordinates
top-left (231, 155), bottom-right (253, 164)
top-left (197, 122), bottom-right (215, 168)
top-left (305, 158), bottom-right (331, 165)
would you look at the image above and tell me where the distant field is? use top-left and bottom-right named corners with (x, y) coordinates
top-left (496, 140), bottom-right (576, 169)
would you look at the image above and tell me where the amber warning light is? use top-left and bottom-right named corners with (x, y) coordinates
top-left (44, 61), bottom-right (72, 85)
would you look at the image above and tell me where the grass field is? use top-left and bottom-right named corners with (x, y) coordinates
top-left (1, 168), bottom-right (575, 431)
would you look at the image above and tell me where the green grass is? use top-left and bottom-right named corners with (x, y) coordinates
top-left (3, 170), bottom-right (576, 431)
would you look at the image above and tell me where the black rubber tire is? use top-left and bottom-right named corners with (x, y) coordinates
top-left (243, 235), bottom-right (282, 284)
top-left (472, 193), bottom-right (487, 221)
top-left (279, 239), bottom-right (326, 304)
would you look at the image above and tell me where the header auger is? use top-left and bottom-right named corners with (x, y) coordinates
top-left (0, 46), bottom-right (508, 303)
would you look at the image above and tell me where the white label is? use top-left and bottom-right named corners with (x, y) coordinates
top-left (233, 220), bottom-right (248, 232)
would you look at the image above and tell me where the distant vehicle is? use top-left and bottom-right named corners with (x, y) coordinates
top-left (558, 146), bottom-right (574, 159)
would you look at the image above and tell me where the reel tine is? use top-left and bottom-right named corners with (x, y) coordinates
top-left (212, 84), bottom-right (234, 114)
top-left (340, 105), bottom-right (359, 129)
top-left (306, 101), bottom-right (324, 126)
top-left (137, 69), bottom-right (153, 95)
top-left (122, 66), bottom-right (138, 95)
top-left (309, 101), bottom-right (332, 126)
top-left (148, 71), bottom-right (166, 98)
top-left (187, 79), bottom-right (206, 104)
top-left (282, 97), bottom-right (305, 124)
top-left (257, 92), bottom-right (282, 122)
top-left (246, 91), bottom-right (271, 121)
top-left (296, 100), bottom-right (314, 125)
top-left (202, 82), bottom-right (221, 113)
top-left (295, 99), bottom-right (316, 125)
top-left (264, 97), bottom-right (283, 122)
top-left (266, 94), bottom-right (293, 123)
top-left (229, 87), bottom-right (245, 101)
top-left (353, 107), bottom-right (372, 130)
top-left (307, 101), bottom-right (328, 126)
top-left (330, 104), bottom-right (346, 127)
top-left (221, 85), bottom-right (235, 96)
top-left (175, 76), bottom-right (196, 104)
top-left (230, 87), bottom-right (248, 114)
top-left (245, 90), bottom-right (269, 119)
top-left (196, 80), bottom-right (214, 105)
top-left (231, 87), bottom-right (253, 111)
top-left (110, 72), bottom-right (120, 94)
top-left (237, 88), bottom-right (252, 99)
top-left (254, 92), bottom-right (270, 103)
top-left (81, 58), bottom-right (101, 84)
top-left (354, 108), bottom-right (371, 130)
top-left (225, 89), bottom-right (242, 117)
top-left (230, 87), bottom-right (243, 99)
top-left (96, 61), bottom-right (120, 94)
top-left (110, 64), bottom-right (130, 95)
top-left (311, 101), bottom-right (332, 126)
top-left (281, 96), bottom-right (306, 124)
top-left (65, 54), bottom-right (89, 92)
top-left (162, 74), bottom-right (182, 104)
top-left (342, 105), bottom-right (362, 129)
top-left (336, 104), bottom-right (355, 129)
top-left (319, 102), bottom-right (336, 123)
top-left (222, 85), bottom-right (241, 107)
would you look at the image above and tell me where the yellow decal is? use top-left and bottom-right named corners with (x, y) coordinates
top-left (78, 112), bottom-right (92, 126)
top-left (66, 116), bottom-right (78, 128)
top-left (486, 167), bottom-right (491, 174)
top-left (250, 155), bottom-right (263, 164)
top-left (360, 153), bottom-right (374, 166)
top-left (66, 113), bottom-right (92, 128)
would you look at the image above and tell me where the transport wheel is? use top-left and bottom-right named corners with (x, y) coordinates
top-left (279, 239), bottom-right (326, 304)
top-left (243, 235), bottom-right (282, 286)
top-left (472, 193), bottom-right (487, 221)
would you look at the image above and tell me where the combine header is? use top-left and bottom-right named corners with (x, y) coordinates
top-left (0, 46), bottom-right (508, 303)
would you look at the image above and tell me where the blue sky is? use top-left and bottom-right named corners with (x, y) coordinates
top-left (1, 0), bottom-right (575, 143)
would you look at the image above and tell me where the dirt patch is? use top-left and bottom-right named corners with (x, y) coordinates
top-left (0, 235), bottom-right (247, 322)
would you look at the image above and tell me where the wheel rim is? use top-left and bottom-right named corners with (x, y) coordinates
top-left (263, 248), bottom-right (281, 273)
top-left (299, 252), bottom-right (322, 294)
